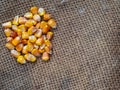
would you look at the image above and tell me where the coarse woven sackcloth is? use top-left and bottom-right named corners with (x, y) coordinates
top-left (0, 0), bottom-right (120, 90)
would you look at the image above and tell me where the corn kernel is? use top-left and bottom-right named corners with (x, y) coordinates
top-left (4, 29), bottom-right (12, 37)
top-left (29, 35), bottom-right (37, 43)
top-left (43, 13), bottom-right (51, 20)
top-left (28, 26), bottom-right (37, 35)
top-left (18, 24), bottom-right (27, 32)
top-left (22, 45), bottom-right (28, 54)
top-left (48, 19), bottom-right (57, 28)
top-left (35, 23), bottom-right (41, 29)
top-left (16, 29), bottom-right (22, 36)
top-left (38, 8), bottom-right (46, 16)
top-left (22, 32), bottom-right (29, 39)
top-left (24, 12), bottom-right (33, 19)
top-left (43, 35), bottom-right (47, 40)
top-left (29, 19), bottom-right (37, 25)
top-left (46, 31), bottom-right (53, 40)
top-left (16, 43), bottom-right (23, 52)
top-left (12, 25), bottom-right (18, 31)
top-left (6, 37), bottom-right (13, 42)
top-left (39, 48), bottom-right (45, 53)
top-left (5, 42), bottom-right (14, 50)
top-left (13, 16), bottom-right (19, 25)
top-left (36, 37), bottom-right (44, 45)
top-left (40, 44), bottom-right (45, 49)
top-left (2, 21), bottom-right (12, 28)
top-left (34, 44), bottom-right (39, 49)
top-left (27, 43), bottom-right (34, 52)
top-left (11, 49), bottom-right (21, 58)
top-left (21, 39), bottom-right (28, 44)
top-left (44, 40), bottom-right (52, 49)
top-left (42, 52), bottom-right (49, 61)
top-left (12, 36), bottom-right (21, 46)
top-left (24, 53), bottom-right (36, 62)
top-left (10, 31), bottom-right (18, 38)
top-left (17, 56), bottom-right (26, 64)
top-left (40, 21), bottom-right (47, 29)
top-left (30, 6), bottom-right (38, 14)
top-left (44, 46), bottom-right (51, 54)
top-left (31, 49), bottom-right (40, 57)
top-left (42, 24), bottom-right (50, 34)
top-left (34, 29), bottom-right (42, 38)
top-left (18, 17), bottom-right (27, 24)
top-left (25, 20), bottom-right (34, 27)
top-left (33, 14), bottom-right (41, 22)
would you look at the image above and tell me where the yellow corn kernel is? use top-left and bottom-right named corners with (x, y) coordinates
top-left (38, 8), bottom-right (46, 16)
top-left (18, 17), bottom-right (27, 24)
top-left (28, 26), bottom-right (37, 35)
top-left (31, 49), bottom-right (40, 57)
top-left (29, 19), bottom-right (37, 25)
top-left (12, 25), bottom-right (18, 31)
top-left (17, 56), bottom-right (26, 64)
top-left (13, 16), bottom-right (19, 25)
top-left (16, 29), bottom-right (22, 36)
top-left (5, 42), bottom-right (14, 50)
top-left (18, 24), bottom-right (27, 32)
top-left (21, 39), bottom-right (28, 44)
top-left (34, 29), bottom-right (42, 38)
top-left (30, 6), bottom-right (38, 14)
top-left (48, 19), bottom-right (57, 28)
top-left (27, 43), bottom-right (34, 52)
top-left (25, 20), bottom-right (34, 27)
top-left (4, 28), bottom-right (12, 37)
top-left (12, 36), bottom-right (21, 46)
top-left (42, 24), bottom-right (50, 34)
top-left (2, 21), bottom-right (12, 28)
top-left (16, 43), bottom-right (23, 52)
top-left (43, 13), bottom-right (51, 21)
top-left (40, 44), bottom-right (45, 50)
top-left (24, 12), bottom-right (33, 19)
top-left (35, 23), bottom-right (40, 29)
top-left (29, 35), bottom-right (37, 43)
top-left (45, 40), bottom-right (52, 49)
top-left (11, 49), bottom-right (21, 58)
top-left (33, 14), bottom-right (41, 22)
top-left (40, 21), bottom-right (47, 29)
top-left (36, 37), bottom-right (44, 45)
top-left (46, 31), bottom-right (53, 40)
top-left (42, 52), bottom-right (49, 61)
top-left (24, 53), bottom-right (36, 62)
top-left (6, 37), bottom-right (13, 42)
top-left (44, 46), bottom-right (51, 54)
top-left (10, 31), bottom-right (18, 38)
top-left (22, 45), bottom-right (28, 54)
top-left (39, 48), bottom-right (45, 53)
top-left (22, 32), bottom-right (29, 39)
top-left (34, 44), bottom-right (39, 49)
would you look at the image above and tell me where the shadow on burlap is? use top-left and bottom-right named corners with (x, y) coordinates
top-left (0, 0), bottom-right (120, 90)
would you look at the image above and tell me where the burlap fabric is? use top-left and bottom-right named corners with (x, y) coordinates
top-left (0, 0), bottom-right (120, 90)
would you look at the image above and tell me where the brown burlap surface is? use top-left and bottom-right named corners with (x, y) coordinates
top-left (0, 0), bottom-right (120, 90)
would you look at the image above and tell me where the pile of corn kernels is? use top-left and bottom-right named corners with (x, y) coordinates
top-left (2, 6), bottom-right (56, 64)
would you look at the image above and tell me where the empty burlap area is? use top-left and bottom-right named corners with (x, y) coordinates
top-left (0, 0), bottom-right (120, 90)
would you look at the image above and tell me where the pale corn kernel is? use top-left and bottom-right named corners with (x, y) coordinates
top-left (29, 35), bottom-right (37, 43)
top-left (13, 16), bottom-right (19, 25)
top-left (40, 21), bottom-right (47, 29)
top-left (34, 29), bottom-right (42, 38)
top-left (6, 37), bottom-right (13, 42)
top-left (16, 29), bottom-right (22, 36)
top-left (29, 19), bottom-right (37, 25)
top-left (33, 14), bottom-right (41, 22)
top-left (46, 31), bottom-right (53, 40)
top-left (24, 12), bottom-right (33, 19)
top-left (42, 24), bottom-right (50, 34)
top-left (36, 37), bottom-right (44, 45)
top-left (39, 48), bottom-right (45, 53)
top-left (5, 42), bottom-right (14, 50)
top-left (27, 43), bottom-right (34, 52)
top-left (18, 17), bottom-right (27, 24)
top-left (42, 52), bottom-right (49, 61)
top-left (25, 20), bottom-right (34, 27)
top-left (30, 6), bottom-right (38, 14)
top-left (43, 13), bottom-right (51, 21)
top-left (2, 21), bottom-right (12, 28)
top-left (34, 44), bottom-right (39, 49)
top-left (31, 49), bottom-right (40, 57)
top-left (24, 53), bottom-right (36, 62)
top-left (38, 8), bottom-right (46, 16)
top-left (18, 24), bottom-right (27, 32)
top-left (35, 23), bottom-right (41, 29)
top-left (48, 19), bottom-right (57, 28)
top-left (11, 49), bottom-right (21, 58)
top-left (22, 32), bottom-right (29, 39)
top-left (22, 45), bottom-right (28, 54)
top-left (28, 26), bottom-right (37, 35)
top-left (12, 25), bottom-right (18, 31)
top-left (10, 31), bottom-right (18, 38)
top-left (16, 43), bottom-right (23, 52)
top-left (40, 44), bottom-right (45, 50)
top-left (12, 36), bottom-right (21, 46)
top-left (17, 56), bottom-right (26, 64)
top-left (43, 35), bottom-right (47, 40)
top-left (4, 28), bottom-right (12, 37)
